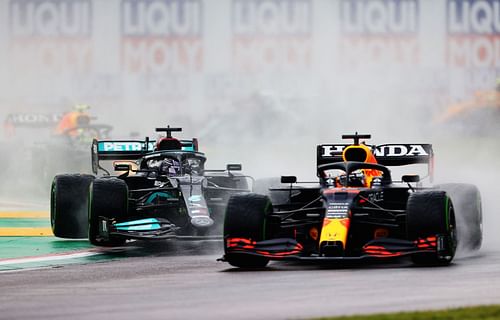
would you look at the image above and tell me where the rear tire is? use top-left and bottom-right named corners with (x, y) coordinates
top-left (51, 174), bottom-right (95, 238)
top-left (88, 178), bottom-right (128, 246)
top-left (437, 183), bottom-right (482, 251)
top-left (406, 191), bottom-right (457, 266)
top-left (224, 193), bottom-right (271, 268)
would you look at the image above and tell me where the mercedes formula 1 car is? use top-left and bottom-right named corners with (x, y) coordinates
top-left (222, 133), bottom-right (482, 268)
top-left (50, 126), bottom-right (252, 246)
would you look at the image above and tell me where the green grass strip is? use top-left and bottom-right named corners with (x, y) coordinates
top-left (314, 305), bottom-right (500, 320)
top-left (0, 237), bottom-right (92, 259)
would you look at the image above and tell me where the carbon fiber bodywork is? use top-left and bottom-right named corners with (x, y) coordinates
top-left (222, 134), bottom-right (468, 266)
top-left (92, 156), bottom-right (252, 243)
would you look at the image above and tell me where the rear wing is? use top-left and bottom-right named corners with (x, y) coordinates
top-left (91, 139), bottom-right (199, 174)
top-left (4, 113), bottom-right (63, 134)
top-left (317, 143), bottom-right (434, 179)
top-left (4, 113), bottom-right (63, 127)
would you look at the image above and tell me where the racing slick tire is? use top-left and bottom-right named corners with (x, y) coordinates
top-left (223, 193), bottom-right (271, 268)
top-left (436, 183), bottom-right (482, 251)
top-left (88, 178), bottom-right (128, 246)
top-left (406, 191), bottom-right (457, 266)
top-left (51, 174), bottom-right (95, 238)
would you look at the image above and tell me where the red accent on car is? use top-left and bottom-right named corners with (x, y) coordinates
top-left (226, 238), bottom-right (304, 258)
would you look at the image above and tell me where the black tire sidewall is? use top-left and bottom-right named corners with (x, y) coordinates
top-left (223, 193), bottom-right (272, 268)
top-left (51, 174), bottom-right (95, 238)
top-left (406, 191), bottom-right (457, 265)
top-left (224, 193), bottom-right (271, 242)
top-left (88, 177), bottom-right (128, 246)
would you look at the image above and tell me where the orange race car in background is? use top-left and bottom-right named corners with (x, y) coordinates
top-left (2, 105), bottom-right (113, 192)
top-left (221, 133), bottom-right (482, 268)
top-left (435, 81), bottom-right (500, 133)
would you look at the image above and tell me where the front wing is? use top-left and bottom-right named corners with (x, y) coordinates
top-left (222, 236), bottom-right (444, 262)
top-left (97, 217), bottom-right (222, 241)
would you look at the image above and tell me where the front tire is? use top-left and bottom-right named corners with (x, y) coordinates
top-left (88, 178), bottom-right (128, 246)
top-left (407, 191), bottom-right (457, 266)
top-left (51, 174), bottom-right (95, 238)
top-left (223, 193), bottom-right (271, 268)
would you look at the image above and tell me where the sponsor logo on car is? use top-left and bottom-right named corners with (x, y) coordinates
top-left (98, 141), bottom-right (155, 152)
top-left (320, 144), bottom-right (429, 158)
top-left (5, 113), bottom-right (62, 126)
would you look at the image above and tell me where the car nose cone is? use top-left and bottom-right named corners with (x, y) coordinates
top-left (191, 216), bottom-right (214, 228)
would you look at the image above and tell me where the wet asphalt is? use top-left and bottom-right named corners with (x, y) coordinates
top-left (1, 240), bottom-right (499, 320)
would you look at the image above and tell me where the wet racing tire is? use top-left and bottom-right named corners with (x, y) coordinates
top-left (437, 183), bottom-right (482, 251)
top-left (406, 191), bottom-right (457, 266)
top-left (88, 178), bottom-right (128, 246)
top-left (223, 193), bottom-right (271, 268)
top-left (51, 174), bottom-right (95, 238)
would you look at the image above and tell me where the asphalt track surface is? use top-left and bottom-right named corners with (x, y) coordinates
top-left (1, 240), bottom-right (500, 320)
top-left (1, 139), bottom-right (499, 320)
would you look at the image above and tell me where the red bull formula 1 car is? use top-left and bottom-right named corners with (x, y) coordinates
top-left (222, 133), bottom-right (482, 268)
top-left (3, 111), bottom-right (113, 190)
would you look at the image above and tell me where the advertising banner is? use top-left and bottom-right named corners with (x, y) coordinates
top-left (120, 0), bottom-right (203, 102)
top-left (121, 0), bottom-right (203, 74)
top-left (1, 0), bottom-right (495, 117)
top-left (447, 0), bottom-right (500, 92)
top-left (231, 0), bottom-right (312, 73)
top-left (9, 0), bottom-right (93, 74)
top-left (338, 0), bottom-right (420, 70)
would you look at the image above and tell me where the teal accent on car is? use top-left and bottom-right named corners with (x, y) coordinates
top-left (145, 192), bottom-right (174, 204)
top-left (180, 140), bottom-right (195, 151)
top-left (115, 218), bottom-right (161, 231)
top-left (188, 195), bottom-right (202, 202)
top-left (97, 141), bottom-right (155, 152)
